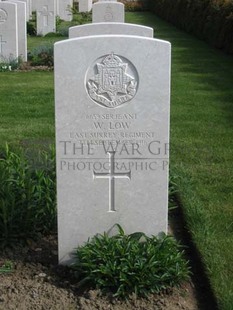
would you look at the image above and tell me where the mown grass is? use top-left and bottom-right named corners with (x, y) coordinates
top-left (27, 36), bottom-right (65, 51)
top-left (126, 12), bottom-right (233, 310)
top-left (0, 71), bottom-right (54, 150)
top-left (0, 11), bottom-right (232, 309)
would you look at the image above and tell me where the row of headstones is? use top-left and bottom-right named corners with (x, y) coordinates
top-left (0, 0), bottom-right (126, 62)
top-left (19, 0), bottom-right (73, 23)
top-left (35, 0), bottom-right (73, 37)
top-left (79, 0), bottom-right (124, 23)
top-left (0, 0), bottom-right (27, 61)
top-left (55, 1), bottom-right (171, 264)
top-left (0, 0), bottom-right (73, 61)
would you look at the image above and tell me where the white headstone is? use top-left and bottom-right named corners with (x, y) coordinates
top-left (69, 22), bottom-right (153, 38)
top-left (0, 1), bottom-right (18, 60)
top-left (11, 0), bottom-right (32, 21)
top-left (15, 0), bottom-right (30, 21)
top-left (31, 0), bottom-right (38, 12)
top-left (55, 34), bottom-right (171, 264)
top-left (36, 0), bottom-right (55, 36)
top-left (79, 0), bottom-right (92, 13)
top-left (57, 0), bottom-right (72, 21)
top-left (8, 0), bottom-right (27, 61)
top-left (92, 1), bottom-right (124, 23)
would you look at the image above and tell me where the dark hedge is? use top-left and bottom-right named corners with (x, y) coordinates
top-left (149, 0), bottom-right (233, 54)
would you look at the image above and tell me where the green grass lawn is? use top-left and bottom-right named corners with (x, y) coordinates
top-left (27, 36), bottom-right (65, 51)
top-left (126, 12), bottom-right (233, 310)
top-left (0, 12), bottom-right (233, 310)
top-left (0, 71), bottom-right (54, 148)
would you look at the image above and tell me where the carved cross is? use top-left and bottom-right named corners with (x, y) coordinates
top-left (0, 35), bottom-right (6, 54)
top-left (93, 151), bottom-right (131, 212)
top-left (38, 5), bottom-right (53, 27)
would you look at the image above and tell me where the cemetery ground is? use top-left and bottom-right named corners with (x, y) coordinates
top-left (0, 11), bottom-right (232, 310)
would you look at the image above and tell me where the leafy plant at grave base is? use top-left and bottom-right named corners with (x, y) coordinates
top-left (28, 43), bottom-right (54, 67)
top-left (0, 56), bottom-right (22, 72)
top-left (72, 225), bottom-right (190, 298)
top-left (0, 144), bottom-right (56, 246)
top-left (0, 261), bottom-right (13, 274)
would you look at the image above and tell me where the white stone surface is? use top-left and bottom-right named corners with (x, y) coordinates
top-left (57, 0), bottom-right (72, 21)
top-left (79, 0), bottom-right (92, 13)
top-left (31, 0), bottom-right (36, 11)
top-left (0, 1), bottom-right (18, 60)
top-left (8, 0), bottom-right (27, 60)
top-left (92, 1), bottom-right (124, 23)
top-left (69, 22), bottom-right (153, 38)
top-left (36, 0), bottom-right (55, 36)
top-left (55, 34), bottom-right (171, 265)
top-left (20, 0), bottom-right (32, 21)
top-left (28, 0), bottom-right (32, 16)
top-left (15, 0), bottom-right (30, 21)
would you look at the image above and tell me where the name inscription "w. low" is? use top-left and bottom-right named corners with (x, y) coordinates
top-left (93, 121), bottom-right (131, 130)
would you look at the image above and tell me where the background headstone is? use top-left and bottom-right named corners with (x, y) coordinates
top-left (57, 0), bottom-right (72, 21)
top-left (8, 0), bottom-right (27, 60)
top-left (0, 1), bottom-right (18, 60)
top-left (69, 22), bottom-right (153, 38)
top-left (55, 35), bottom-right (171, 264)
top-left (92, 0), bottom-right (124, 23)
top-left (15, 0), bottom-right (31, 21)
top-left (79, 0), bottom-right (92, 13)
top-left (36, 0), bottom-right (55, 36)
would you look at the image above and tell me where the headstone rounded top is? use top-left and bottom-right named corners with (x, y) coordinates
top-left (85, 52), bottom-right (139, 109)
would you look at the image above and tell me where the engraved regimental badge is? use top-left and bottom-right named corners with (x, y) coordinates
top-left (86, 53), bottom-right (138, 108)
top-left (0, 9), bottom-right (8, 24)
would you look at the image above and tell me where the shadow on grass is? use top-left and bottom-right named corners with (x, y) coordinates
top-left (169, 201), bottom-right (219, 310)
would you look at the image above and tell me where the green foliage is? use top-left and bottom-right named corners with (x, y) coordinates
top-left (0, 56), bottom-right (22, 72)
top-left (28, 44), bottom-right (54, 67)
top-left (0, 261), bottom-right (13, 273)
top-left (27, 11), bottom-right (36, 36)
top-left (27, 21), bottom-right (36, 36)
top-left (72, 226), bottom-right (190, 298)
top-left (56, 15), bottom-right (63, 28)
top-left (55, 16), bottom-right (69, 37)
top-left (55, 11), bottom-right (92, 36)
top-left (71, 10), bottom-right (92, 24)
top-left (149, 0), bottom-right (233, 54)
top-left (56, 25), bottom-right (70, 37)
top-left (0, 64), bottom-right (12, 72)
top-left (0, 145), bottom-right (56, 246)
top-left (44, 32), bottom-right (63, 38)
